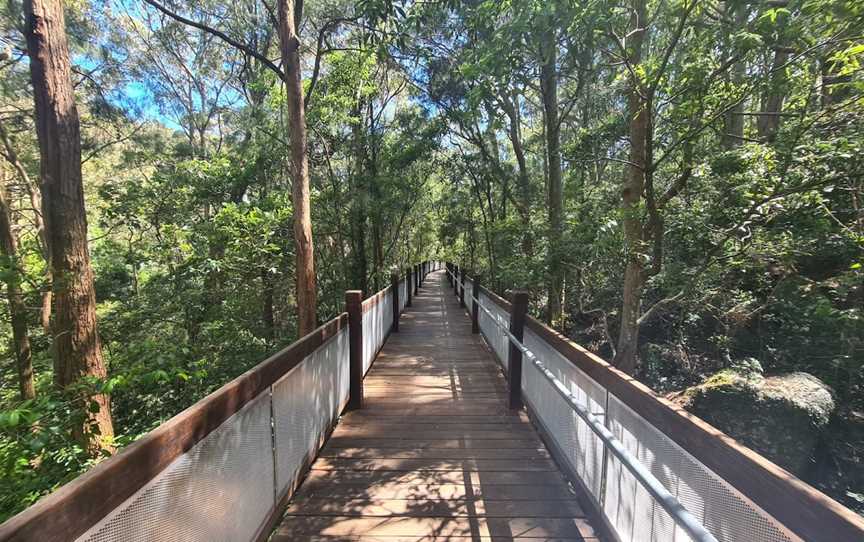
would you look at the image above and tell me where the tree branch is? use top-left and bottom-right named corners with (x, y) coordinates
top-left (142, 0), bottom-right (284, 81)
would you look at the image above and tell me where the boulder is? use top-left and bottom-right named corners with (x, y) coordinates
top-left (682, 369), bottom-right (835, 475)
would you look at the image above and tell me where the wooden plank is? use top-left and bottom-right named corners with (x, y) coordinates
top-left (274, 535), bottom-right (597, 542)
top-left (295, 483), bottom-right (576, 502)
top-left (301, 470), bottom-right (567, 486)
top-left (331, 428), bottom-right (536, 440)
top-left (363, 374), bottom-right (504, 386)
top-left (362, 384), bottom-right (505, 392)
top-left (325, 437), bottom-right (543, 449)
top-left (274, 516), bottom-right (597, 539)
top-left (312, 458), bottom-right (558, 472)
top-left (319, 447), bottom-right (550, 460)
top-left (335, 421), bottom-right (534, 431)
top-left (338, 413), bottom-right (528, 424)
top-left (284, 498), bottom-right (585, 518)
top-left (350, 406), bottom-right (513, 416)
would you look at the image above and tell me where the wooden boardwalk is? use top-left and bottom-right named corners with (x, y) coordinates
top-left (273, 271), bottom-right (599, 541)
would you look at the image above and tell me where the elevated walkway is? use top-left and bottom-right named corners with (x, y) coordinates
top-left (2, 262), bottom-right (862, 542)
top-left (274, 271), bottom-right (599, 540)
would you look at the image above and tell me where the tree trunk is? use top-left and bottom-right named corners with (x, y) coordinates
top-left (722, 5), bottom-right (748, 148)
top-left (614, 0), bottom-right (649, 375)
top-left (277, 0), bottom-right (317, 336)
top-left (261, 268), bottom-right (275, 341)
top-left (0, 177), bottom-right (34, 400)
top-left (25, 0), bottom-right (114, 452)
top-left (0, 120), bottom-right (52, 333)
top-left (349, 83), bottom-right (369, 296)
top-left (540, 25), bottom-right (563, 326)
top-left (758, 48), bottom-right (788, 141)
top-left (500, 92), bottom-right (533, 257)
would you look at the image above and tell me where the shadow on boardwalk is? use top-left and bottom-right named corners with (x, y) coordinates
top-left (272, 271), bottom-right (599, 541)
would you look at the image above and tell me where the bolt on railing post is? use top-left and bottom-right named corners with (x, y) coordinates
top-left (406, 266), bottom-right (412, 307)
top-left (471, 274), bottom-right (481, 334)
top-left (459, 267), bottom-right (466, 308)
top-left (346, 290), bottom-right (364, 410)
top-left (391, 270), bottom-right (400, 333)
top-left (508, 290), bottom-right (529, 410)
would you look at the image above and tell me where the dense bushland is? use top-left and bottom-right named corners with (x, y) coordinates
top-left (0, 0), bottom-right (862, 522)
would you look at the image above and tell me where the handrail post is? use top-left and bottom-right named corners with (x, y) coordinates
top-left (459, 267), bottom-right (466, 308)
top-left (391, 269), bottom-right (400, 333)
top-left (453, 264), bottom-right (459, 296)
top-left (471, 274), bottom-right (481, 334)
top-left (414, 264), bottom-right (420, 294)
top-left (406, 266), bottom-right (412, 307)
top-left (346, 290), bottom-right (364, 410)
top-left (508, 290), bottom-right (529, 410)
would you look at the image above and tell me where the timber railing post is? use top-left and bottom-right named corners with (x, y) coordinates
top-left (406, 266), bottom-right (412, 307)
top-left (453, 264), bottom-right (459, 296)
top-left (459, 267), bottom-right (466, 308)
top-left (414, 264), bottom-right (419, 294)
top-left (471, 274), bottom-right (481, 334)
top-left (391, 269), bottom-right (400, 333)
top-left (508, 290), bottom-right (529, 410)
top-left (346, 290), bottom-right (364, 410)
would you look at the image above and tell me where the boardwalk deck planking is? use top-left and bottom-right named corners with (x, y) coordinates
top-left (273, 271), bottom-right (600, 542)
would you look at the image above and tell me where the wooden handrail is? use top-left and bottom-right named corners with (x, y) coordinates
top-left (466, 276), bottom-right (864, 542)
top-left (0, 313), bottom-right (349, 542)
top-left (361, 284), bottom-right (392, 314)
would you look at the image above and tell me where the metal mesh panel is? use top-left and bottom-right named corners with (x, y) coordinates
top-left (605, 395), bottom-right (795, 542)
top-left (476, 296), bottom-right (797, 542)
top-left (477, 293), bottom-right (508, 368)
top-left (362, 290), bottom-right (392, 374)
top-left (522, 328), bottom-right (606, 501)
top-left (604, 448), bottom-right (686, 542)
top-left (272, 327), bottom-right (350, 498)
top-left (399, 279), bottom-right (407, 311)
top-left (76, 393), bottom-right (275, 542)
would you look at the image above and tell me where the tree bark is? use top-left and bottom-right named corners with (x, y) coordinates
top-left (0, 176), bottom-right (35, 400)
top-left (758, 48), bottom-right (789, 141)
top-left (277, 0), bottom-right (317, 336)
top-left (722, 5), bottom-right (748, 148)
top-left (24, 0), bottom-right (114, 452)
top-left (614, 0), bottom-right (649, 375)
top-left (539, 24), bottom-right (563, 326)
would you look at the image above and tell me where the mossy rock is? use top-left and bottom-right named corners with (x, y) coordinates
top-left (683, 371), bottom-right (835, 475)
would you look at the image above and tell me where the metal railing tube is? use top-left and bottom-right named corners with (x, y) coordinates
top-left (454, 277), bottom-right (718, 542)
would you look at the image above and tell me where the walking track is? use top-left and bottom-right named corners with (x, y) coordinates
top-left (272, 270), bottom-right (600, 541)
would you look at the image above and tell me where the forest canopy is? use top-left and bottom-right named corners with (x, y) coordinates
top-left (1, 0), bottom-right (862, 523)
